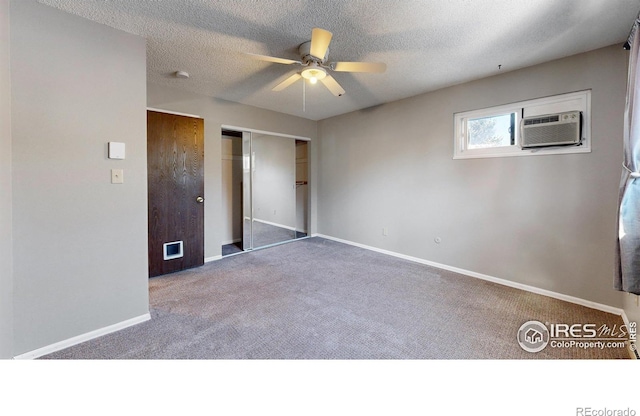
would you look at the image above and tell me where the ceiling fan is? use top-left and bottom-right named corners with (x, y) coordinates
top-left (248, 28), bottom-right (386, 97)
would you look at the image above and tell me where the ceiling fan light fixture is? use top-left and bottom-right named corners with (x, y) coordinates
top-left (253, 27), bottom-right (384, 98)
top-left (301, 66), bottom-right (327, 84)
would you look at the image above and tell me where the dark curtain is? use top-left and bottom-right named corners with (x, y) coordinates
top-left (615, 17), bottom-right (640, 294)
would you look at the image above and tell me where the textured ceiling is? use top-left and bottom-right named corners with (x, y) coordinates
top-left (38, 0), bottom-right (640, 120)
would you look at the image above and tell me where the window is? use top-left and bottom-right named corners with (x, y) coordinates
top-left (467, 112), bottom-right (516, 149)
top-left (453, 90), bottom-right (591, 159)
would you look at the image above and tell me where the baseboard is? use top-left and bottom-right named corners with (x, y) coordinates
top-left (13, 312), bottom-right (151, 360)
top-left (205, 255), bottom-right (222, 263)
top-left (253, 218), bottom-right (296, 231)
top-left (315, 234), bottom-right (625, 317)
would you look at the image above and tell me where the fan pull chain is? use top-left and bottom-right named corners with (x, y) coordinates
top-left (303, 79), bottom-right (306, 112)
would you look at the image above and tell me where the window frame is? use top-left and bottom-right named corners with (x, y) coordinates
top-left (453, 90), bottom-right (591, 159)
top-left (458, 104), bottom-right (522, 157)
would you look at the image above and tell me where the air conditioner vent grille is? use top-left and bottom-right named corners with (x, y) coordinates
top-left (523, 123), bottom-right (578, 146)
top-left (523, 115), bottom-right (560, 125)
top-left (521, 111), bottom-right (581, 148)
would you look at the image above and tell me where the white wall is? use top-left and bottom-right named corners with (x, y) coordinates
top-left (147, 84), bottom-right (317, 260)
top-left (318, 45), bottom-right (628, 308)
top-left (11, 0), bottom-right (149, 355)
top-left (0, 0), bottom-right (13, 359)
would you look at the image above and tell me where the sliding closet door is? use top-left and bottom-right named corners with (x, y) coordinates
top-left (236, 130), bottom-right (305, 252)
top-left (251, 134), bottom-right (296, 249)
top-left (242, 131), bottom-right (252, 251)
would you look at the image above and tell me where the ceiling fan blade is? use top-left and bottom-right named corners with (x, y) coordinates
top-left (319, 75), bottom-right (345, 97)
top-left (272, 73), bottom-right (302, 91)
top-left (332, 61), bottom-right (387, 73)
top-left (310, 28), bottom-right (332, 59)
top-left (247, 53), bottom-right (301, 65)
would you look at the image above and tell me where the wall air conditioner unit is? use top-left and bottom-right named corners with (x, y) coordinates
top-left (521, 111), bottom-right (582, 149)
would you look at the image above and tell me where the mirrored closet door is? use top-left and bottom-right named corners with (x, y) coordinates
top-left (249, 133), bottom-right (296, 248)
top-left (222, 129), bottom-right (309, 255)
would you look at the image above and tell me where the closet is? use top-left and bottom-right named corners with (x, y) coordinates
top-left (221, 129), bottom-right (309, 255)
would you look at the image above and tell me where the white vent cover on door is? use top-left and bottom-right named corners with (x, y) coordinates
top-left (163, 241), bottom-right (183, 260)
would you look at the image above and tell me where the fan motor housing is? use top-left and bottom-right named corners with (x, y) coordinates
top-left (298, 41), bottom-right (329, 63)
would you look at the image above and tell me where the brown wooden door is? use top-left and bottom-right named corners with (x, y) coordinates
top-left (147, 111), bottom-right (204, 277)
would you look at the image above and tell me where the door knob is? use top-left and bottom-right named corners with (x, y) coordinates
top-left (196, 196), bottom-right (204, 203)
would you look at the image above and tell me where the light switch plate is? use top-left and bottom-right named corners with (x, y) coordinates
top-left (108, 142), bottom-right (125, 159)
top-left (111, 169), bottom-right (124, 184)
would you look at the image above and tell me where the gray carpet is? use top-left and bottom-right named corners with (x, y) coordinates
top-left (251, 220), bottom-right (297, 248)
top-left (42, 237), bottom-right (630, 359)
